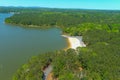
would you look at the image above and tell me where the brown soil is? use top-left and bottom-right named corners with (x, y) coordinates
top-left (46, 73), bottom-right (58, 80)
top-left (46, 73), bottom-right (53, 80)
top-left (64, 38), bottom-right (71, 50)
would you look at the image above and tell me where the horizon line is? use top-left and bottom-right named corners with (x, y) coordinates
top-left (0, 6), bottom-right (120, 11)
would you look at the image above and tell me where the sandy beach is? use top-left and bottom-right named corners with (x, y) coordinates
top-left (62, 35), bottom-right (86, 49)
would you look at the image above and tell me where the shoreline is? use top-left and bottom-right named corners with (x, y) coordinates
top-left (62, 35), bottom-right (86, 49)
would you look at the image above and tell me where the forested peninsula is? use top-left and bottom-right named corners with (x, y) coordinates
top-left (1, 7), bottom-right (120, 80)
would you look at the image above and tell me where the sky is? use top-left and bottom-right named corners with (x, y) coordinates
top-left (0, 0), bottom-right (119, 10)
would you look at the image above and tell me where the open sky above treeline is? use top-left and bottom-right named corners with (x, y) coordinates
top-left (0, 0), bottom-right (119, 10)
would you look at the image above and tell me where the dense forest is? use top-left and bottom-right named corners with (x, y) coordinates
top-left (0, 7), bottom-right (120, 80)
top-left (12, 30), bottom-right (120, 80)
top-left (4, 7), bottom-right (120, 35)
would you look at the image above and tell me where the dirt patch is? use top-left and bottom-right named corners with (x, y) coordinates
top-left (46, 73), bottom-right (53, 80)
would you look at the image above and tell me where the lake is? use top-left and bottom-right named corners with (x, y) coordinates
top-left (0, 13), bottom-right (68, 80)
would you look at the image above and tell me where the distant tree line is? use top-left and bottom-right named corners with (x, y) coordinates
top-left (4, 8), bottom-right (120, 35)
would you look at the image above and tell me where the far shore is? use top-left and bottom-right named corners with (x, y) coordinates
top-left (62, 35), bottom-right (86, 49)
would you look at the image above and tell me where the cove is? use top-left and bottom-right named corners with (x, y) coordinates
top-left (0, 13), bottom-right (68, 80)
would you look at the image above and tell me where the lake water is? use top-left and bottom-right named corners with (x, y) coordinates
top-left (0, 13), bottom-right (68, 80)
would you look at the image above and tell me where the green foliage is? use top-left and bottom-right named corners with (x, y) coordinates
top-left (13, 32), bottom-right (120, 80)
top-left (4, 8), bottom-right (120, 35)
top-left (78, 30), bottom-right (120, 80)
top-left (12, 52), bottom-right (54, 80)
top-left (3, 7), bottom-right (120, 80)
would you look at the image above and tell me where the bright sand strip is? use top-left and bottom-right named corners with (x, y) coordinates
top-left (62, 35), bottom-right (86, 49)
